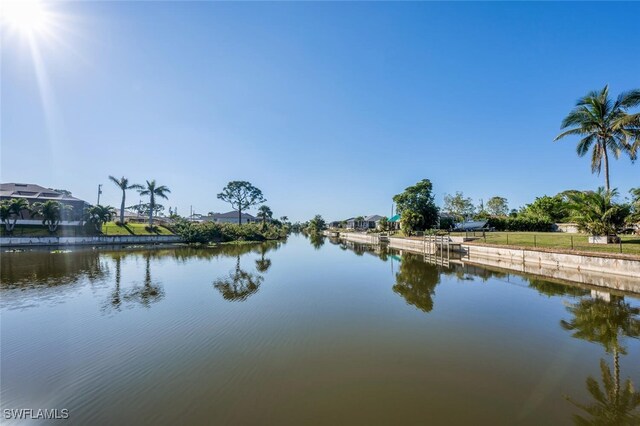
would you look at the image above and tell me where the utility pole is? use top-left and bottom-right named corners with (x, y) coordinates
top-left (97, 184), bottom-right (102, 205)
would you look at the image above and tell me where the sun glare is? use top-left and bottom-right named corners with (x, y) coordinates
top-left (1, 0), bottom-right (52, 36)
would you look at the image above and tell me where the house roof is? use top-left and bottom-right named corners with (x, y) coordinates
top-left (389, 214), bottom-right (401, 222)
top-left (0, 183), bottom-right (84, 202)
top-left (207, 211), bottom-right (256, 220)
top-left (364, 215), bottom-right (385, 222)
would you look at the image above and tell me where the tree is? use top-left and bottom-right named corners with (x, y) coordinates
top-left (279, 216), bottom-right (289, 223)
top-left (520, 194), bottom-right (570, 222)
top-left (257, 205), bottom-right (273, 230)
top-left (400, 210), bottom-right (422, 236)
top-left (486, 196), bottom-right (509, 216)
top-left (378, 216), bottom-right (389, 231)
top-left (392, 179), bottom-right (439, 230)
top-left (85, 205), bottom-right (116, 232)
top-left (627, 188), bottom-right (640, 225)
top-left (138, 180), bottom-right (170, 227)
top-left (307, 214), bottom-right (326, 234)
top-left (443, 191), bottom-right (475, 222)
top-left (31, 200), bottom-right (72, 233)
top-left (566, 188), bottom-right (625, 236)
top-left (127, 203), bottom-right (165, 217)
top-left (217, 181), bottom-right (266, 225)
top-left (555, 85), bottom-right (640, 192)
top-left (108, 176), bottom-right (143, 224)
top-left (0, 198), bottom-right (30, 233)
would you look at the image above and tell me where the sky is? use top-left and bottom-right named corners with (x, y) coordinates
top-left (2, 1), bottom-right (639, 221)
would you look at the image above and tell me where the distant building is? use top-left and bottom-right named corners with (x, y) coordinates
top-left (0, 182), bottom-right (89, 224)
top-left (201, 211), bottom-right (257, 224)
top-left (346, 215), bottom-right (386, 230)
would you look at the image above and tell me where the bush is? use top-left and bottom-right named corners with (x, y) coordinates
top-left (487, 217), bottom-right (554, 232)
top-left (173, 219), bottom-right (288, 244)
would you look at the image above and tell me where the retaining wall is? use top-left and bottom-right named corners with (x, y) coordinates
top-left (462, 244), bottom-right (640, 279)
top-left (0, 235), bottom-right (182, 247)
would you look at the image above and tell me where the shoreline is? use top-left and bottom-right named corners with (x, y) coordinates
top-left (335, 232), bottom-right (640, 294)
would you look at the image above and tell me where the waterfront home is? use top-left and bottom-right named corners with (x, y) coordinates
top-left (388, 214), bottom-right (401, 230)
top-left (346, 215), bottom-right (386, 230)
top-left (202, 211), bottom-right (257, 224)
top-left (0, 182), bottom-right (89, 225)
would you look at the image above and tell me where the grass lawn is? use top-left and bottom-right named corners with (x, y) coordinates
top-left (384, 230), bottom-right (640, 256)
top-left (100, 222), bottom-right (174, 236)
top-left (451, 231), bottom-right (640, 256)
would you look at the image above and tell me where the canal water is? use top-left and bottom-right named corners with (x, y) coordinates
top-left (1, 235), bottom-right (638, 424)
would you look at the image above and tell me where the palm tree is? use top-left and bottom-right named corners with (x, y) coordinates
top-left (0, 202), bottom-right (11, 233)
top-left (0, 198), bottom-right (30, 233)
top-left (257, 205), bottom-right (273, 230)
top-left (555, 85), bottom-right (640, 191)
top-left (85, 205), bottom-right (116, 232)
top-left (565, 187), bottom-right (624, 236)
top-left (108, 176), bottom-right (143, 224)
top-left (31, 200), bottom-right (72, 233)
top-left (138, 180), bottom-right (170, 227)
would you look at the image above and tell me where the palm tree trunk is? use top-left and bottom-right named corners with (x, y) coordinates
top-left (120, 189), bottom-right (126, 224)
top-left (238, 208), bottom-right (242, 225)
top-left (149, 195), bottom-right (154, 227)
top-left (602, 143), bottom-right (611, 192)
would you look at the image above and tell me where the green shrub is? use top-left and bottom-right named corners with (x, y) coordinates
top-left (487, 217), bottom-right (554, 232)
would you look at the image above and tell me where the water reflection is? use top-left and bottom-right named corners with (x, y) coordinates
top-left (307, 233), bottom-right (325, 250)
top-left (213, 255), bottom-right (264, 302)
top-left (392, 253), bottom-right (440, 313)
top-left (561, 295), bottom-right (640, 424)
top-left (1, 249), bottom-right (107, 288)
top-left (255, 245), bottom-right (272, 273)
top-left (123, 253), bottom-right (165, 308)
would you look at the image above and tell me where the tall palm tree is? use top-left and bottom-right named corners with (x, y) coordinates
top-left (108, 176), bottom-right (143, 224)
top-left (555, 85), bottom-right (640, 191)
top-left (138, 180), bottom-right (170, 227)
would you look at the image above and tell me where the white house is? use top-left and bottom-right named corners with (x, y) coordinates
top-left (202, 211), bottom-right (257, 224)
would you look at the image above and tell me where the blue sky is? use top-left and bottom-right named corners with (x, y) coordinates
top-left (2, 1), bottom-right (639, 221)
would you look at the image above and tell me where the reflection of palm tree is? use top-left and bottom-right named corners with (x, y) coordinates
top-left (568, 359), bottom-right (640, 425)
top-left (255, 246), bottom-right (272, 273)
top-left (110, 255), bottom-right (122, 310)
top-left (213, 256), bottom-right (263, 301)
top-left (124, 253), bottom-right (164, 307)
top-left (392, 254), bottom-right (440, 313)
top-left (562, 296), bottom-right (640, 423)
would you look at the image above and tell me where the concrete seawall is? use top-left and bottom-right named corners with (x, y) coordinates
top-left (0, 235), bottom-right (182, 247)
top-left (462, 244), bottom-right (640, 279)
top-left (336, 232), bottom-right (639, 292)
